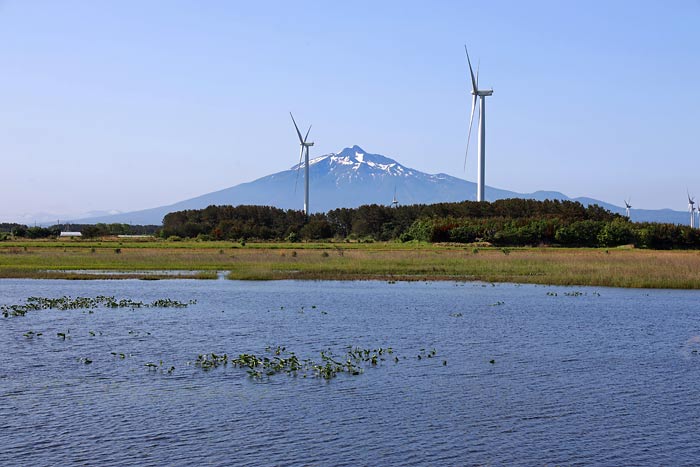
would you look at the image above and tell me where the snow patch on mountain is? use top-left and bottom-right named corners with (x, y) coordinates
top-left (301, 145), bottom-right (419, 181)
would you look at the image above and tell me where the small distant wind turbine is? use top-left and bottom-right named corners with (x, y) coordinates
top-left (624, 199), bottom-right (632, 219)
top-left (391, 187), bottom-right (399, 208)
top-left (464, 45), bottom-right (493, 202)
top-left (290, 112), bottom-right (314, 216)
top-left (688, 192), bottom-right (696, 228)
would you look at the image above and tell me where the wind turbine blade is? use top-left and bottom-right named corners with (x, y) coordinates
top-left (290, 112), bottom-right (304, 144)
top-left (294, 146), bottom-right (304, 193)
top-left (464, 45), bottom-right (478, 93)
top-left (304, 125), bottom-right (312, 143)
top-left (464, 95), bottom-right (477, 170)
top-left (476, 60), bottom-right (480, 89)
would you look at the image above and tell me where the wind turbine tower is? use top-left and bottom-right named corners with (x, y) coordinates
top-left (391, 187), bottom-right (399, 208)
top-left (290, 113), bottom-right (314, 216)
top-left (624, 199), bottom-right (632, 219)
top-left (464, 45), bottom-right (493, 202)
top-left (688, 193), bottom-right (696, 228)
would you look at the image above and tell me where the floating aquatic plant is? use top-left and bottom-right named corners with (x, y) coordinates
top-left (194, 346), bottom-right (408, 381)
top-left (1, 295), bottom-right (196, 318)
top-left (416, 348), bottom-right (437, 360)
top-left (142, 361), bottom-right (175, 374)
top-left (195, 353), bottom-right (229, 370)
top-left (111, 352), bottom-right (129, 359)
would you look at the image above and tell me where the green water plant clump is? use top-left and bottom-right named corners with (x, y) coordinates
top-left (195, 353), bottom-right (229, 370)
top-left (1, 295), bottom-right (196, 317)
top-left (150, 298), bottom-right (195, 308)
top-left (194, 346), bottom-right (403, 380)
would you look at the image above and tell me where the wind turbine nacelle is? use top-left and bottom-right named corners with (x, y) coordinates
top-left (474, 90), bottom-right (493, 96)
top-left (305, 142), bottom-right (315, 147)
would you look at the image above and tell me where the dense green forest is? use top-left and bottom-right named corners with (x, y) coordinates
top-left (5, 199), bottom-right (700, 249)
top-left (0, 223), bottom-right (24, 232)
top-left (158, 200), bottom-right (700, 249)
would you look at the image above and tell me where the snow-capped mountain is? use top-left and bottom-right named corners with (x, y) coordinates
top-left (303, 147), bottom-right (421, 182)
top-left (70, 145), bottom-right (690, 226)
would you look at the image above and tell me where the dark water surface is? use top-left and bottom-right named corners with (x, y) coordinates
top-left (2, 279), bottom-right (700, 466)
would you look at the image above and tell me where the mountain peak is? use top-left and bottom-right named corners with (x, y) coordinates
top-left (336, 145), bottom-right (368, 160)
top-left (332, 145), bottom-right (401, 166)
top-left (304, 145), bottom-right (413, 180)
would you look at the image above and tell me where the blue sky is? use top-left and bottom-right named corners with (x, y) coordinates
top-left (1, 0), bottom-right (699, 222)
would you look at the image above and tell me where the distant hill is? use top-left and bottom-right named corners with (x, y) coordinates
top-left (71, 145), bottom-right (691, 226)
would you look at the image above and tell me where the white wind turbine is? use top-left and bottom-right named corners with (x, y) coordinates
top-left (464, 45), bottom-right (493, 202)
top-left (624, 199), bottom-right (632, 219)
top-left (391, 187), bottom-right (399, 208)
top-left (688, 192), bottom-right (696, 228)
top-left (290, 112), bottom-right (314, 216)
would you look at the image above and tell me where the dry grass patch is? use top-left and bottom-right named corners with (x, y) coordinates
top-left (2, 243), bottom-right (700, 288)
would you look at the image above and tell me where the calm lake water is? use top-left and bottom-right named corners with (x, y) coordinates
top-left (2, 279), bottom-right (700, 466)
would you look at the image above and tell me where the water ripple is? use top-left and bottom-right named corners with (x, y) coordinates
top-left (2, 280), bottom-right (700, 465)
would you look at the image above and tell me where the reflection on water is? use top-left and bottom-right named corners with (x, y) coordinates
top-left (2, 279), bottom-right (700, 466)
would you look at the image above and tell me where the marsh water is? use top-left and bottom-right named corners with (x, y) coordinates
top-left (2, 279), bottom-right (700, 466)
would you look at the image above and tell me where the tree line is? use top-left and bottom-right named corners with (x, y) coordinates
top-left (161, 198), bottom-right (618, 242)
top-left (8, 223), bottom-right (160, 239)
top-left (158, 199), bottom-right (700, 249)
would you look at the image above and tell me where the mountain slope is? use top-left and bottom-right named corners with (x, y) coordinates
top-left (72, 145), bottom-right (690, 226)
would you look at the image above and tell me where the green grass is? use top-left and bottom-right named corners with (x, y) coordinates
top-left (2, 239), bottom-right (700, 288)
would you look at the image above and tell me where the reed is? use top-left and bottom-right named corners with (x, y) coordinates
top-left (2, 241), bottom-right (700, 288)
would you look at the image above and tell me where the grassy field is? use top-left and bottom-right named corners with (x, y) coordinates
top-left (1, 239), bottom-right (700, 288)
